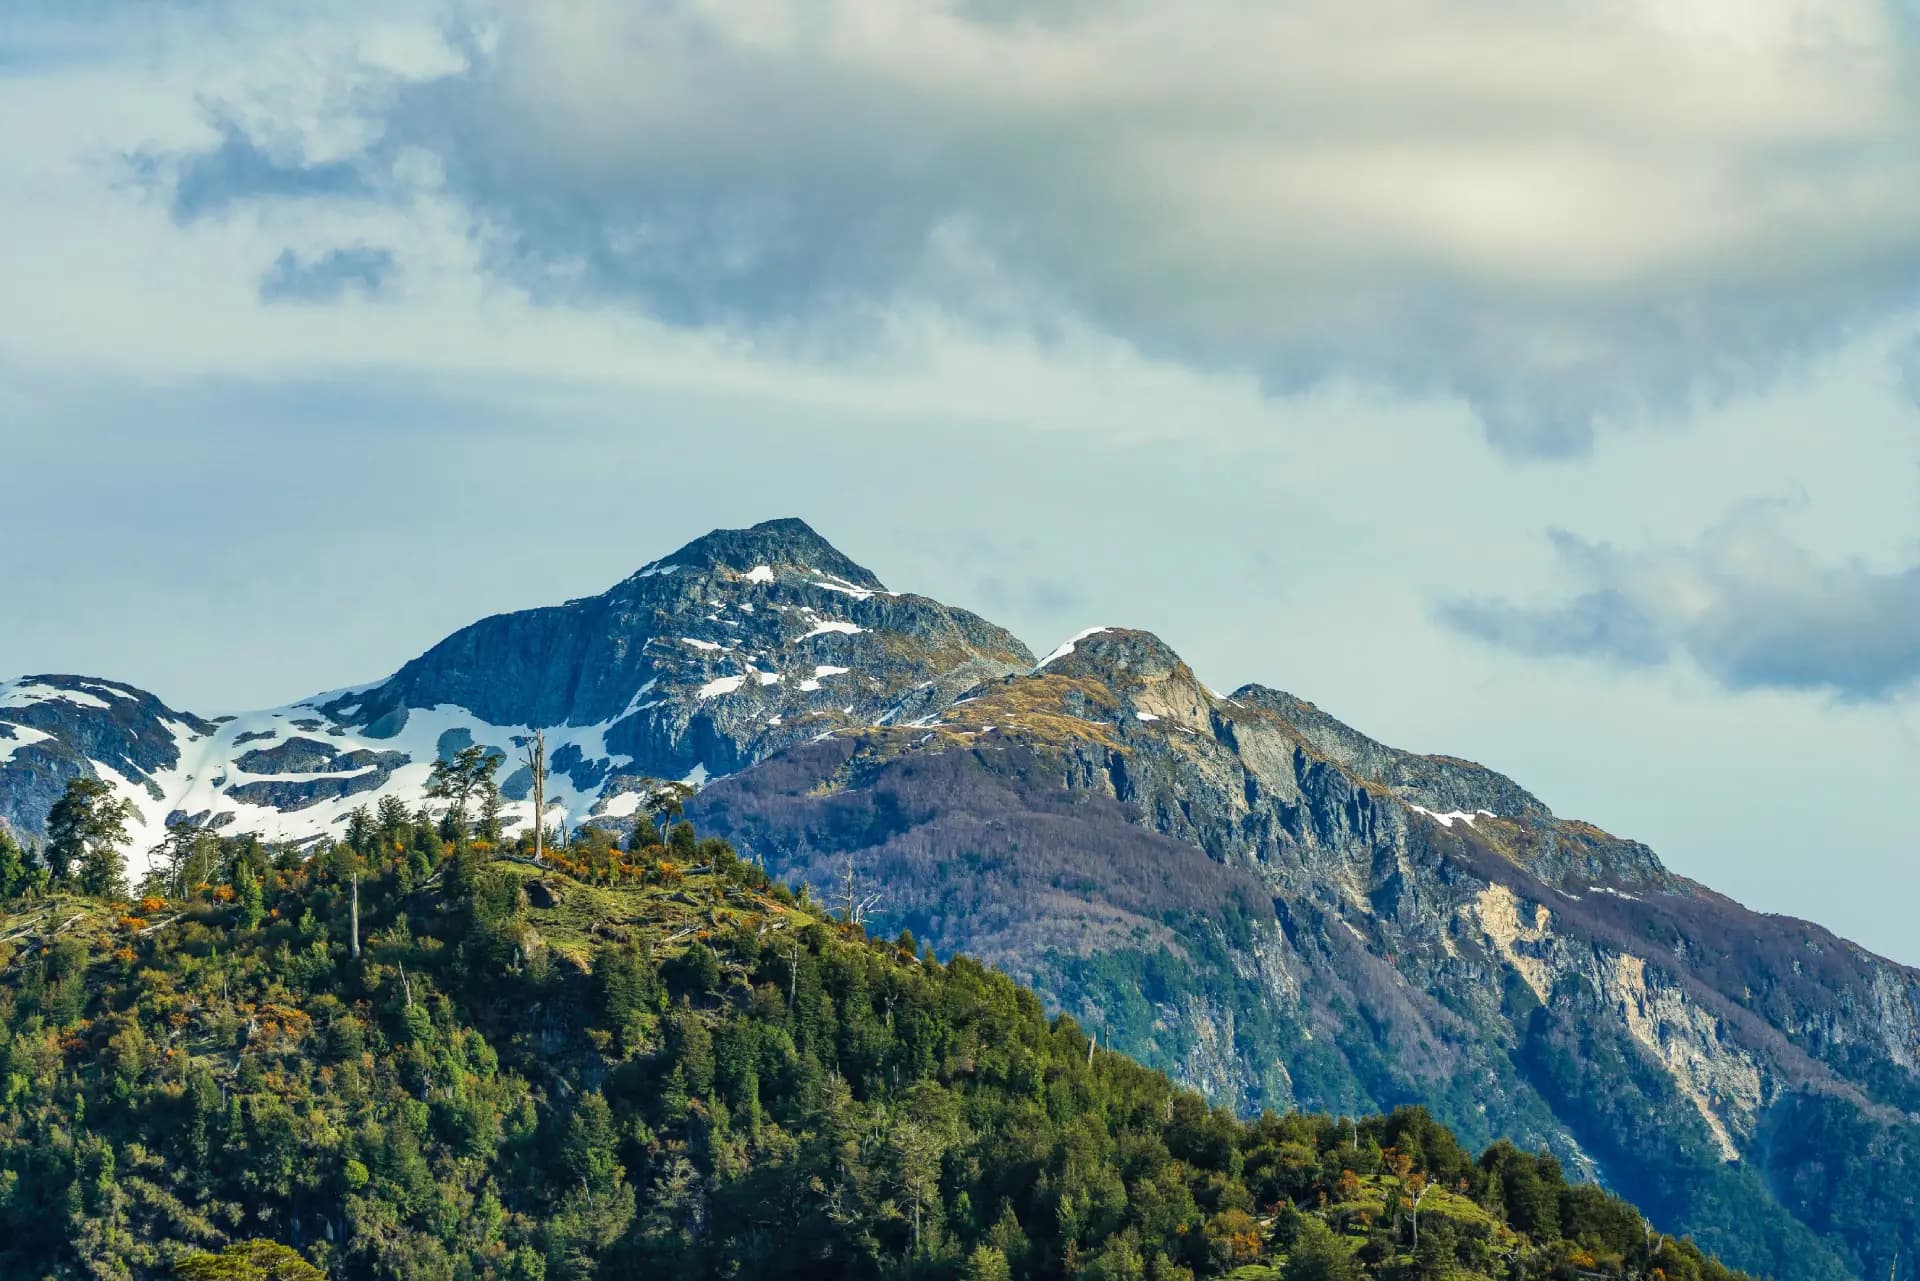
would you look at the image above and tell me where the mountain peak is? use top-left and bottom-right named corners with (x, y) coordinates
top-left (636, 517), bottom-right (886, 591)
top-left (1035, 626), bottom-right (1193, 686)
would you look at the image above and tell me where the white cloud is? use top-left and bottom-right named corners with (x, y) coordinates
top-left (352, 0), bottom-right (1920, 453)
top-left (6, 0), bottom-right (1920, 454)
top-left (1439, 503), bottom-right (1920, 700)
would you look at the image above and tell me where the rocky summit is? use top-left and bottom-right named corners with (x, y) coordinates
top-left (0, 518), bottom-right (1029, 849)
top-left (5, 519), bottom-right (1918, 1281)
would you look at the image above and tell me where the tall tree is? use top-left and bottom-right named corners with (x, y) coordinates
top-left (1283, 1217), bottom-right (1360, 1281)
top-left (149, 820), bottom-right (219, 899)
top-left (0, 825), bottom-right (29, 899)
top-left (45, 777), bottom-right (135, 897)
top-left (374, 795), bottom-right (412, 848)
top-left (344, 805), bottom-right (374, 856)
top-left (426, 744), bottom-right (502, 842)
top-left (519, 730), bottom-right (547, 864)
top-left (478, 781), bottom-right (506, 845)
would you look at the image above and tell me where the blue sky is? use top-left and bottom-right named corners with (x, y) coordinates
top-left (3, 0), bottom-right (1920, 961)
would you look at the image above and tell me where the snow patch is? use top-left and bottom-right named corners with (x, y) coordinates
top-left (1408, 805), bottom-right (1496, 828)
top-left (744, 564), bottom-right (775, 584)
top-left (1036, 626), bottom-right (1110, 669)
top-left (0, 723), bottom-right (53, 765)
top-left (698, 675), bottom-right (747, 699)
top-left (0, 680), bottom-right (112, 711)
top-left (598, 792), bottom-right (644, 818)
top-left (811, 574), bottom-right (892, 601)
top-left (50, 695), bottom-right (653, 878)
top-left (77, 681), bottom-right (141, 704)
top-left (1134, 711), bottom-right (1160, 722)
top-left (681, 637), bottom-right (724, 652)
top-left (800, 619), bottom-right (864, 640)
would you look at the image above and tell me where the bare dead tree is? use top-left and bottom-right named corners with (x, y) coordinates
top-left (350, 871), bottom-right (361, 960)
top-left (1409, 1178), bottom-right (1433, 1250)
top-left (519, 730), bottom-right (547, 865)
top-left (839, 853), bottom-right (886, 928)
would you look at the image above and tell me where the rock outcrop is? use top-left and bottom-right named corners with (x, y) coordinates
top-left (6, 521), bottom-right (1916, 1281)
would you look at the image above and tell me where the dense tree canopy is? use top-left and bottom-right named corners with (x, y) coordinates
top-left (0, 800), bottom-right (1750, 1281)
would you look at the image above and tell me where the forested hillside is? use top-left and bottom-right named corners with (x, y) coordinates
top-left (8, 519), bottom-right (1917, 1281)
top-left (0, 793), bottom-right (1746, 1281)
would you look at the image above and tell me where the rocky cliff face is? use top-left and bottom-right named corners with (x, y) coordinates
top-left (0, 676), bottom-right (216, 844)
top-left (0, 519), bottom-right (1029, 849)
top-left (689, 625), bottom-right (1920, 1281)
top-left (6, 523), bottom-right (1918, 1281)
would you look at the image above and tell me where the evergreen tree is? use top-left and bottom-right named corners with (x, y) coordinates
top-left (478, 781), bottom-right (505, 845)
top-left (44, 777), bottom-right (134, 896)
top-left (963, 1244), bottom-right (1012, 1281)
top-left (1283, 1217), bottom-right (1360, 1281)
top-left (150, 820), bottom-right (219, 898)
top-left (0, 825), bottom-right (28, 899)
top-left (426, 745), bottom-right (504, 842)
top-left (233, 862), bottom-right (265, 929)
top-left (344, 805), bottom-right (374, 856)
top-left (374, 795), bottom-right (412, 849)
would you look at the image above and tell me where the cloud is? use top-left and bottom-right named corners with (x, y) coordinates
top-left (140, 0), bottom-right (1920, 455)
top-left (149, 120), bottom-right (377, 223)
top-left (1437, 510), bottom-right (1920, 701)
top-left (257, 246), bottom-right (397, 303)
top-left (1897, 336), bottom-right (1920, 407)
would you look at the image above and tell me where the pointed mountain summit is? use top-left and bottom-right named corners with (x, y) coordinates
top-left (1, 519), bottom-right (1030, 852)
top-left (5, 518), bottom-right (1919, 1281)
top-left (330, 519), bottom-right (1030, 779)
top-left (626, 516), bottom-right (888, 591)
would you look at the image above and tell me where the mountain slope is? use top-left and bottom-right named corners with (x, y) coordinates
top-left (0, 811), bottom-right (1750, 1281)
top-left (4, 520), bottom-right (1916, 1281)
top-left (687, 626), bottom-right (1920, 1281)
top-left (0, 518), bottom-right (1030, 854)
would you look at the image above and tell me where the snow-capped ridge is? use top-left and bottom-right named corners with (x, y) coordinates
top-left (1036, 627), bottom-right (1112, 669)
top-left (0, 518), bottom-right (1030, 865)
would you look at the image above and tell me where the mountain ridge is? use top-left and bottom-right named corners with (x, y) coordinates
top-left (4, 517), bottom-right (1918, 1281)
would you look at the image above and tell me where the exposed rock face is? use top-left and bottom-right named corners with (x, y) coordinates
top-left (690, 626), bottom-right (1920, 1281)
top-left (0, 519), bottom-right (1030, 850)
top-left (0, 676), bottom-right (216, 843)
top-left (6, 523), bottom-right (1918, 1281)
